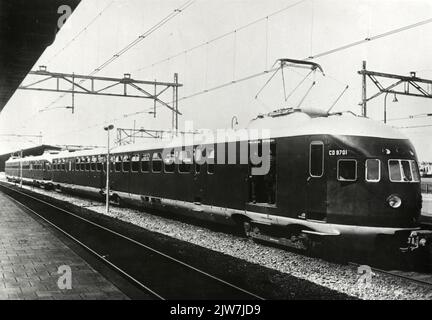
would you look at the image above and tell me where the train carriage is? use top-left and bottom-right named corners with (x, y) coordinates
top-left (5, 109), bottom-right (428, 252)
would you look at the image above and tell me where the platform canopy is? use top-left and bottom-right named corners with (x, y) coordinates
top-left (0, 0), bottom-right (81, 112)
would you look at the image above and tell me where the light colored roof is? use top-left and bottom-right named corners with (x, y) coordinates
top-left (7, 111), bottom-right (408, 163)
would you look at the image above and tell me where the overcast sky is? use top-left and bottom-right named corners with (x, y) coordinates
top-left (1, 0), bottom-right (432, 159)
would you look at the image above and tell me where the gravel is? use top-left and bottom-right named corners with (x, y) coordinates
top-left (2, 173), bottom-right (432, 300)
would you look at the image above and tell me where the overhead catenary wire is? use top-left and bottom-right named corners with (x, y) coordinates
top-left (134, 0), bottom-right (307, 73)
top-left (38, 0), bottom-right (195, 114)
top-left (19, 8), bottom-right (432, 144)
top-left (46, 0), bottom-right (116, 64)
top-left (170, 15), bottom-right (432, 104)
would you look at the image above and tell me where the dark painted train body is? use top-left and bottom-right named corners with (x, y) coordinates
top-left (5, 111), bottom-right (426, 251)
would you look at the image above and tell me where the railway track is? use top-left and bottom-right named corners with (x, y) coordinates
top-left (0, 182), bottom-right (264, 300)
top-left (349, 262), bottom-right (432, 288)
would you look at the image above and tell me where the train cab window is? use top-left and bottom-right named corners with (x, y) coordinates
top-left (131, 154), bottom-right (140, 172)
top-left (164, 151), bottom-right (175, 173)
top-left (152, 153), bottom-right (162, 173)
top-left (337, 159), bottom-right (357, 182)
top-left (207, 148), bottom-right (215, 174)
top-left (389, 160), bottom-right (420, 182)
top-left (123, 155), bottom-right (131, 172)
top-left (366, 159), bottom-right (381, 182)
top-left (310, 142), bottom-right (324, 177)
top-left (412, 161), bottom-right (421, 182)
top-left (115, 156), bottom-right (122, 172)
top-left (179, 150), bottom-right (192, 173)
top-left (141, 153), bottom-right (150, 172)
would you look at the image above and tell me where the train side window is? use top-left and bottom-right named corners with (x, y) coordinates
top-left (194, 148), bottom-right (204, 173)
top-left (337, 159), bottom-right (357, 181)
top-left (141, 153), bottom-right (150, 172)
top-left (115, 156), bottom-right (122, 172)
top-left (79, 158), bottom-right (85, 171)
top-left (310, 142), bottom-right (324, 177)
top-left (207, 148), bottom-right (215, 174)
top-left (85, 157), bottom-right (91, 171)
top-left (110, 156), bottom-right (115, 172)
top-left (179, 150), bottom-right (192, 173)
top-left (365, 159), bottom-right (381, 182)
top-left (152, 153), bottom-right (162, 173)
top-left (164, 151), bottom-right (175, 173)
top-left (97, 156), bottom-right (104, 172)
top-left (90, 156), bottom-right (97, 171)
top-left (75, 158), bottom-right (80, 171)
top-left (131, 154), bottom-right (140, 172)
top-left (123, 155), bottom-right (131, 172)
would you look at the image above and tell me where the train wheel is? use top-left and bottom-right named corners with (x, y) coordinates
top-left (111, 194), bottom-right (122, 207)
top-left (242, 221), bottom-right (252, 238)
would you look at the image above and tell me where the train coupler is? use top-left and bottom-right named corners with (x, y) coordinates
top-left (400, 230), bottom-right (432, 252)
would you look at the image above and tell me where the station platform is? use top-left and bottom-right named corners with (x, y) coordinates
top-left (0, 191), bottom-right (128, 300)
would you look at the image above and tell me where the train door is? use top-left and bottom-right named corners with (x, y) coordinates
top-left (193, 146), bottom-right (206, 203)
top-left (248, 140), bottom-right (276, 206)
top-left (305, 140), bottom-right (327, 221)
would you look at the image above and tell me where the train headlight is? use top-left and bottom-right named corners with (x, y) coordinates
top-left (387, 194), bottom-right (402, 209)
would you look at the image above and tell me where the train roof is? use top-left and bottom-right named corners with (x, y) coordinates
top-left (6, 110), bottom-right (408, 163)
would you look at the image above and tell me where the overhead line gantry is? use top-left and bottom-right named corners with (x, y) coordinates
top-left (18, 66), bottom-right (182, 131)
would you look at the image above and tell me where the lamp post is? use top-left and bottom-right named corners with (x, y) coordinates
top-left (104, 124), bottom-right (114, 214)
top-left (384, 92), bottom-right (398, 124)
top-left (19, 150), bottom-right (23, 188)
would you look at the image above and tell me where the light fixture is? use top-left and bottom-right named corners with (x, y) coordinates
top-left (387, 194), bottom-right (402, 209)
top-left (392, 93), bottom-right (398, 103)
